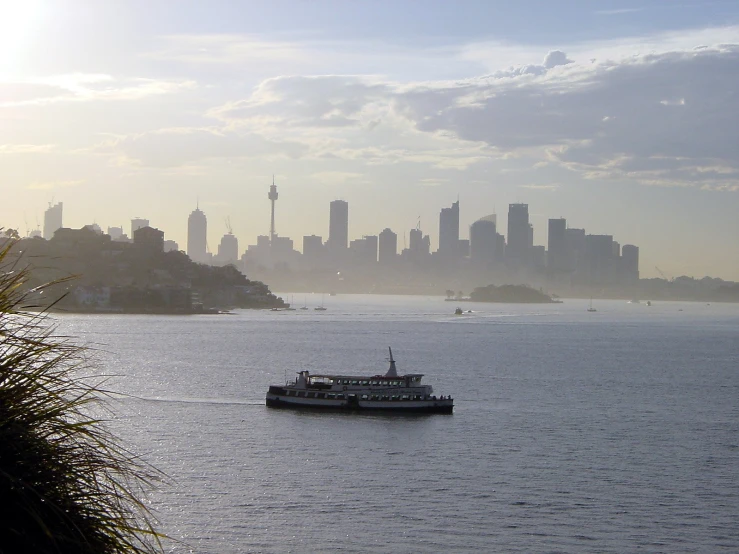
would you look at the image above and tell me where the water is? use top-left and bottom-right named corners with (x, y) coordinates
top-left (55, 295), bottom-right (739, 553)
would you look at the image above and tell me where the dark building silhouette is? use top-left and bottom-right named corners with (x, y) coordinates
top-left (327, 200), bottom-right (348, 252)
top-left (43, 202), bottom-right (63, 240)
top-left (408, 227), bottom-right (431, 263)
top-left (621, 244), bottom-right (640, 281)
top-left (216, 232), bottom-right (238, 265)
top-left (547, 218), bottom-right (567, 272)
top-left (506, 203), bottom-right (530, 266)
top-left (133, 226), bottom-right (164, 253)
top-left (187, 207), bottom-right (208, 264)
top-left (303, 235), bottom-right (323, 264)
top-left (585, 234), bottom-right (615, 285)
top-left (378, 228), bottom-right (397, 265)
top-left (469, 219), bottom-right (498, 267)
top-left (131, 218), bottom-right (149, 239)
top-left (349, 235), bottom-right (378, 265)
top-left (438, 200), bottom-right (460, 257)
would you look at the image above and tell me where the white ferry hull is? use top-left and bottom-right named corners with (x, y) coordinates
top-left (265, 393), bottom-right (453, 414)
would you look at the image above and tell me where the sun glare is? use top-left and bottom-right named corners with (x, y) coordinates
top-left (0, 0), bottom-right (43, 73)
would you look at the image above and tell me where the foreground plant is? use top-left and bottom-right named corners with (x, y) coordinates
top-left (0, 239), bottom-right (164, 553)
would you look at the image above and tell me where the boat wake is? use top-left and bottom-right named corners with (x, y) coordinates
top-left (116, 394), bottom-right (258, 406)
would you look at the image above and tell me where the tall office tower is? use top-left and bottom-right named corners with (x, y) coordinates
top-left (268, 177), bottom-right (278, 244)
top-left (217, 233), bottom-right (239, 264)
top-left (506, 203), bottom-right (530, 263)
top-left (349, 235), bottom-right (378, 264)
top-left (107, 226), bottom-right (124, 240)
top-left (131, 218), bottom-right (149, 238)
top-left (408, 227), bottom-right (431, 263)
top-left (585, 234), bottom-right (615, 285)
top-left (469, 219), bottom-right (498, 267)
top-left (302, 235), bottom-right (324, 264)
top-left (547, 218), bottom-right (567, 271)
top-left (187, 207), bottom-right (208, 264)
top-left (621, 244), bottom-right (640, 281)
top-left (43, 202), bottom-right (63, 239)
top-left (378, 228), bottom-right (398, 265)
top-left (327, 200), bottom-right (349, 251)
top-left (438, 200), bottom-right (460, 256)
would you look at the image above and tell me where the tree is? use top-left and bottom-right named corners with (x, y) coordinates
top-left (0, 240), bottom-right (165, 553)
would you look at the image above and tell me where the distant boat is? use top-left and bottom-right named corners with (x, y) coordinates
top-left (587, 298), bottom-right (597, 312)
top-left (285, 295), bottom-right (296, 311)
top-left (454, 307), bottom-right (463, 315)
top-left (314, 294), bottom-right (327, 311)
top-left (646, 301), bottom-right (652, 307)
top-left (300, 295), bottom-right (308, 310)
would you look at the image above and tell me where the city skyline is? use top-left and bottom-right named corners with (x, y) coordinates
top-left (2, 1), bottom-right (739, 280)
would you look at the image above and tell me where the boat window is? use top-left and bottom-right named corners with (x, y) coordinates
top-left (361, 380), bottom-right (369, 385)
top-left (317, 393), bottom-right (325, 399)
top-left (351, 380), bottom-right (358, 385)
top-left (297, 391), bottom-right (305, 397)
top-left (361, 395), bottom-right (368, 400)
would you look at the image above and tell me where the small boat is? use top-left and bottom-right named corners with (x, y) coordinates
top-left (587, 298), bottom-right (597, 312)
top-left (314, 294), bottom-right (327, 311)
top-left (285, 295), bottom-right (296, 311)
top-left (266, 348), bottom-right (453, 414)
top-left (300, 296), bottom-right (308, 310)
top-left (646, 301), bottom-right (652, 307)
top-left (454, 307), bottom-right (463, 315)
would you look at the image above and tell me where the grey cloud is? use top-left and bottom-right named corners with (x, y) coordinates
top-left (210, 75), bottom-right (389, 128)
top-left (100, 128), bottom-right (308, 167)
top-left (205, 44), bottom-right (739, 188)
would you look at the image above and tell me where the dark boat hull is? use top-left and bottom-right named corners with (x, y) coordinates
top-left (265, 396), bottom-right (453, 414)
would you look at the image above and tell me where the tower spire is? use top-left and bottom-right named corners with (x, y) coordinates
top-left (268, 175), bottom-right (279, 245)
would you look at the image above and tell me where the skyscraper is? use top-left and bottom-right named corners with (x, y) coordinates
top-left (217, 233), bottom-right (239, 265)
top-left (187, 207), bottom-right (208, 264)
top-left (621, 244), bottom-right (640, 281)
top-left (438, 200), bottom-right (460, 257)
top-left (43, 202), bottom-right (63, 239)
top-left (547, 218), bottom-right (567, 272)
top-left (131, 218), bottom-right (149, 238)
top-left (328, 200), bottom-right (348, 252)
top-left (469, 219), bottom-right (498, 267)
top-left (378, 228), bottom-right (398, 265)
top-left (506, 203), bottom-right (530, 265)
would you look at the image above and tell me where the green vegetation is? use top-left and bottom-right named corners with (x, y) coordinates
top-left (0, 239), bottom-right (165, 553)
top-left (3, 229), bottom-right (285, 312)
top-left (469, 284), bottom-right (560, 304)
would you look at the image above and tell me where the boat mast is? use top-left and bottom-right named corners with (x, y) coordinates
top-left (386, 347), bottom-right (398, 377)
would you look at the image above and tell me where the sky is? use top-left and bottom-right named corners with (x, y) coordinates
top-left (1, 0), bottom-right (739, 280)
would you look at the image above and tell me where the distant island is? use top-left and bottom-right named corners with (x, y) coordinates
top-left (465, 284), bottom-right (561, 304)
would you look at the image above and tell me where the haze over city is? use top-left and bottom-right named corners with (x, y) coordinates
top-left (2, 0), bottom-right (739, 280)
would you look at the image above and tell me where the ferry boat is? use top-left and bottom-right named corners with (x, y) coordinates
top-left (266, 348), bottom-right (453, 414)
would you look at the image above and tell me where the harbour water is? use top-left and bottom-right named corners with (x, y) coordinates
top-left (55, 295), bottom-right (739, 553)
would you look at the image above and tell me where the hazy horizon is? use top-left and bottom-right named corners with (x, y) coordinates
top-left (2, 0), bottom-right (739, 280)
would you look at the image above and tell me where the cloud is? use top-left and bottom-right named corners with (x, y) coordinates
top-left (96, 127), bottom-right (308, 167)
top-left (196, 37), bottom-right (739, 188)
top-left (26, 180), bottom-right (84, 190)
top-left (519, 184), bottom-right (560, 191)
top-left (0, 144), bottom-right (54, 154)
top-left (0, 74), bottom-right (195, 107)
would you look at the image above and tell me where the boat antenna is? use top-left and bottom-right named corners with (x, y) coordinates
top-left (386, 347), bottom-right (398, 377)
